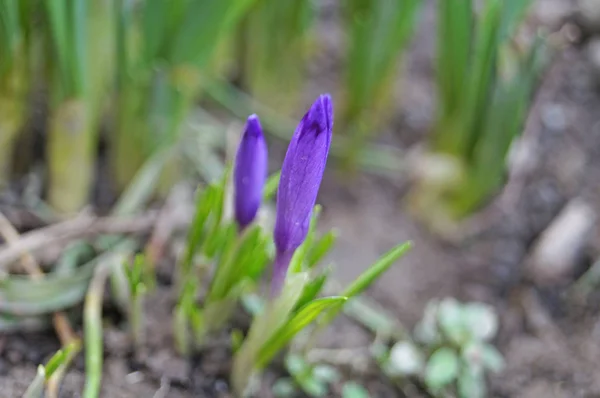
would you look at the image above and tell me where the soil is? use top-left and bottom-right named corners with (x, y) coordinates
top-left (3, 0), bottom-right (600, 397)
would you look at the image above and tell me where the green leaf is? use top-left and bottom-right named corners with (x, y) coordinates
top-left (342, 241), bottom-right (412, 298)
top-left (273, 378), bottom-right (297, 398)
top-left (458, 367), bottom-right (486, 398)
top-left (457, 0), bottom-right (503, 158)
top-left (498, 0), bottom-right (534, 41)
top-left (111, 148), bottom-right (174, 217)
top-left (414, 300), bottom-right (441, 344)
top-left (208, 224), bottom-right (270, 302)
top-left (387, 340), bottom-right (425, 376)
top-left (256, 296), bottom-right (347, 368)
top-left (436, 0), bottom-right (472, 129)
top-left (425, 347), bottom-right (459, 391)
top-left (312, 365), bottom-right (340, 383)
top-left (299, 377), bottom-right (328, 397)
top-left (141, 0), bottom-right (169, 64)
top-left (480, 344), bottom-right (505, 373)
top-left (169, 0), bottom-right (256, 68)
top-left (306, 230), bottom-right (338, 269)
top-left (231, 329), bottom-right (244, 353)
top-left (203, 167), bottom-right (231, 258)
top-left (293, 269), bottom-right (330, 312)
top-left (241, 293), bottom-right (265, 316)
top-left (342, 382), bottom-right (370, 398)
top-left (461, 302), bottom-right (498, 341)
top-left (180, 184), bottom-right (216, 272)
top-left (43, 349), bottom-right (67, 379)
top-left (242, 272), bottom-right (309, 357)
top-left (22, 365), bottom-right (46, 398)
top-left (285, 353), bottom-right (309, 375)
top-left (231, 273), bottom-right (309, 393)
top-left (263, 171), bottom-right (281, 201)
top-left (290, 205), bottom-right (322, 273)
top-left (342, 0), bottom-right (421, 158)
top-left (206, 223), bottom-right (239, 299)
top-left (437, 298), bottom-right (467, 345)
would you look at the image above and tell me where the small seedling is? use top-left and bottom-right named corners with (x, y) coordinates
top-left (378, 298), bottom-right (504, 398)
top-left (123, 253), bottom-right (152, 347)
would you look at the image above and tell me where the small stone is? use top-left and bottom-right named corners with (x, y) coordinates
top-left (541, 103), bottom-right (567, 132)
top-left (526, 198), bottom-right (596, 285)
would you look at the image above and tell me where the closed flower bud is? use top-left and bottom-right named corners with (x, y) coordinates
top-left (234, 115), bottom-right (268, 230)
top-left (272, 94), bottom-right (333, 295)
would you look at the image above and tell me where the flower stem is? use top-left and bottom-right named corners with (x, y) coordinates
top-left (270, 251), bottom-right (293, 298)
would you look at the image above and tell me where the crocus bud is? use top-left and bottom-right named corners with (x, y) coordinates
top-left (272, 94), bottom-right (333, 295)
top-left (234, 114), bottom-right (268, 230)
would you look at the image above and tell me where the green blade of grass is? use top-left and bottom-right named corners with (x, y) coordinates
top-left (256, 296), bottom-right (347, 369)
top-left (436, 0), bottom-right (472, 132)
top-left (341, 0), bottom-right (420, 165)
top-left (342, 241), bottom-right (412, 298)
top-left (169, 0), bottom-right (256, 68)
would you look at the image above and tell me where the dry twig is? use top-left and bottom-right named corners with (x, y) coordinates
top-left (0, 212), bottom-right (158, 269)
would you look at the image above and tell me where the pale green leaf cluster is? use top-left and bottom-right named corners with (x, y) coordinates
top-left (378, 298), bottom-right (504, 398)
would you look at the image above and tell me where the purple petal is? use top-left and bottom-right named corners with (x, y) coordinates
top-left (274, 94), bottom-right (333, 254)
top-left (234, 114), bottom-right (268, 230)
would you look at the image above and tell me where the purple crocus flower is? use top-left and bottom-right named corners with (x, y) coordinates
top-left (234, 114), bottom-right (268, 230)
top-left (271, 94), bottom-right (333, 296)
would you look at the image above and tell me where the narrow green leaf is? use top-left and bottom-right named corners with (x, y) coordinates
top-left (70, 0), bottom-right (87, 96)
top-left (180, 185), bottom-right (216, 272)
top-left (170, 0), bottom-right (256, 68)
top-left (44, 0), bottom-right (69, 92)
top-left (43, 349), bottom-right (67, 379)
top-left (342, 241), bottom-right (412, 298)
top-left (112, 148), bottom-right (174, 216)
top-left (293, 269), bottom-right (330, 312)
top-left (207, 223), bottom-right (256, 301)
top-left (263, 171), bottom-right (281, 201)
top-left (290, 205), bottom-right (322, 273)
top-left (203, 167), bottom-right (231, 258)
top-left (256, 296), bottom-right (347, 368)
top-left (141, 0), bottom-right (169, 63)
top-left (316, 242), bottom-right (412, 328)
top-left (306, 230), bottom-right (338, 269)
top-left (22, 365), bottom-right (45, 398)
top-left (436, 0), bottom-right (472, 132)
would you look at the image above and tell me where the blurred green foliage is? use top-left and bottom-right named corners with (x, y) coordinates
top-left (409, 0), bottom-right (547, 224)
top-left (0, 0), bottom-right (545, 221)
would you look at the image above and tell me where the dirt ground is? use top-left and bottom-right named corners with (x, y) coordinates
top-left (3, 0), bottom-right (600, 397)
